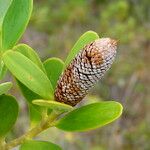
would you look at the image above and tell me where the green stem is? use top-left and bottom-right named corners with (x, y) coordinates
top-left (41, 108), bottom-right (48, 122)
top-left (3, 111), bottom-right (58, 150)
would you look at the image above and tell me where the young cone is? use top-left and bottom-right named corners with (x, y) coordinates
top-left (55, 38), bottom-right (117, 106)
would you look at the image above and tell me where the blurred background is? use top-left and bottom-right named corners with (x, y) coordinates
top-left (7, 0), bottom-right (150, 150)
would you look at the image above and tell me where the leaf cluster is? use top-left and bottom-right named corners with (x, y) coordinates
top-left (0, 0), bottom-right (123, 149)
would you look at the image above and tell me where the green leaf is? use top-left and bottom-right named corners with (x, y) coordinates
top-left (13, 45), bottom-right (47, 124)
top-left (14, 44), bottom-right (47, 110)
top-left (0, 61), bottom-right (7, 80)
top-left (0, 0), bottom-right (12, 27)
top-left (43, 58), bottom-right (64, 90)
top-left (20, 140), bottom-right (61, 150)
top-left (0, 82), bottom-right (12, 95)
top-left (29, 104), bottom-right (42, 128)
top-left (2, 50), bottom-right (54, 99)
top-left (0, 94), bottom-right (19, 137)
top-left (56, 101), bottom-right (123, 132)
top-left (2, 0), bottom-right (33, 50)
top-left (64, 31), bottom-right (99, 68)
top-left (16, 80), bottom-right (43, 111)
top-left (14, 44), bottom-right (45, 72)
top-left (0, 0), bottom-right (12, 49)
top-left (16, 80), bottom-right (42, 127)
top-left (33, 99), bottom-right (73, 113)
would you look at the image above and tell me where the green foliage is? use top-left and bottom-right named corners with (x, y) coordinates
top-left (0, 0), bottom-right (12, 49)
top-left (16, 81), bottom-right (43, 128)
top-left (0, 94), bottom-right (18, 137)
top-left (13, 44), bottom-right (45, 113)
top-left (0, 82), bottom-right (12, 95)
top-left (33, 99), bottom-right (73, 113)
top-left (64, 31), bottom-right (99, 68)
top-left (2, 0), bottom-right (33, 50)
top-left (98, 0), bottom-right (139, 43)
top-left (56, 101), bottom-right (122, 132)
top-left (29, 104), bottom-right (42, 128)
top-left (16, 80), bottom-right (42, 112)
top-left (43, 58), bottom-right (64, 89)
top-left (20, 140), bottom-right (61, 150)
top-left (0, 62), bottom-right (7, 80)
top-left (31, 0), bottom-right (88, 33)
top-left (0, 1), bottom-right (124, 149)
top-left (0, 0), bottom-right (12, 27)
top-left (14, 43), bottom-right (46, 120)
top-left (2, 50), bottom-right (54, 99)
top-left (0, 0), bottom-right (12, 78)
top-left (14, 44), bottom-right (45, 72)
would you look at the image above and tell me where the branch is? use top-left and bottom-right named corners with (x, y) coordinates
top-left (3, 112), bottom-right (58, 150)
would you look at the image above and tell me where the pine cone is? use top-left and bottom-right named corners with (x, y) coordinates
top-left (55, 38), bottom-right (117, 106)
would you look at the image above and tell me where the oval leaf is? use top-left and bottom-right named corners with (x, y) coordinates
top-left (0, 94), bottom-right (19, 137)
top-left (2, 50), bottom-right (53, 99)
top-left (56, 101), bottom-right (123, 132)
top-left (14, 44), bottom-right (45, 72)
top-left (43, 58), bottom-right (64, 89)
top-left (0, 82), bottom-right (12, 95)
top-left (64, 31), bottom-right (99, 68)
top-left (14, 44), bottom-right (47, 116)
top-left (2, 0), bottom-right (33, 50)
top-left (33, 99), bottom-right (73, 113)
top-left (20, 140), bottom-right (61, 150)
